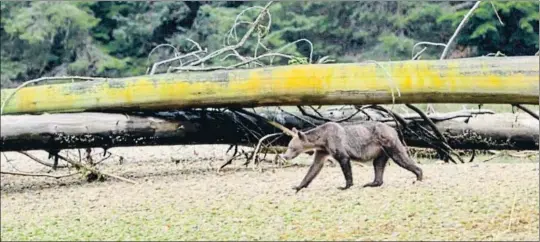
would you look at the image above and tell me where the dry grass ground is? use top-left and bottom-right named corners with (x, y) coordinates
top-left (1, 145), bottom-right (539, 241)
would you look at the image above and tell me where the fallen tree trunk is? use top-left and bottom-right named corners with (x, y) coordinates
top-left (1, 109), bottom-right (537, 152)
top-left (1, 56), bottom-right (538, 115)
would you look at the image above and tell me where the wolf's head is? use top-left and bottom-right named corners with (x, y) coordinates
top-left (280, 127), bottom-right (315, 161)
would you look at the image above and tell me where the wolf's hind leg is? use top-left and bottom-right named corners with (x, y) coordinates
top-left (335, 153), bottom-right (353, 190)
top-left (386, 144), bottom-right (423, 181)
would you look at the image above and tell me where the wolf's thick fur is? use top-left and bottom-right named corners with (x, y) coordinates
top-left (280, 121), bottom-right (423, 192)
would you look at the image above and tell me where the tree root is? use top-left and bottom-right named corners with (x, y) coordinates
top-left (405, 103), bottom-right (464, 164)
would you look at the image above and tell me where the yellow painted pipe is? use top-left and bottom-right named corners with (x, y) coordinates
top-left (1, 56), bottom-right (538, 115)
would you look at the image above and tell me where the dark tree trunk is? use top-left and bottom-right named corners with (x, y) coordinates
top-left (1, 108), bottom-right (538, 152)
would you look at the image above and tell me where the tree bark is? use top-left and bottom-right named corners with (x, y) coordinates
top-left (1, 56), bottom-right (538, 115)
top-left (1, 109), bottom-right (537, 152)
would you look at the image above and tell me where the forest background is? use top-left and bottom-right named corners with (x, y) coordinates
top-left (1, 1), bottom-right (538, 88)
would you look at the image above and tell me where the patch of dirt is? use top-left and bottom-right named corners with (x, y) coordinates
top-left (1, 145), bottom-right (539, 241)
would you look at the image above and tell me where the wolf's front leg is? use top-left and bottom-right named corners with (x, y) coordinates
top-left (294, 151), bottom-right (328, 193)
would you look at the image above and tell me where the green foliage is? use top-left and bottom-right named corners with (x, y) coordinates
top-left (438, 1), bottom-right (539, 56)
top-left (1, 1), bottom-right (538, 86)
top-left (287, 56), bottom-right (308, 65)
top-left (3, 2), bottom-right (98, 44)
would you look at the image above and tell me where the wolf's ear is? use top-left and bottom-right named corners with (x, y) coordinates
top-left (292, 127), bottom-right (298, 134)
top-left (297, 131), bottom-right (307, 141)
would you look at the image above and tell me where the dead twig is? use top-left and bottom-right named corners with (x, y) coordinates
top-left (366, 105), bottom-right (408, 127)
top-left (149, 50), bottom-right (206, 75)
top-left (93, 151), bottom-right (113, 166)
top-left (251, 133), bottom-right (283, 166)
top-left (277, 107), bottom-right (317, 127)
top-left (308, 106), bottom-right (325, 118)
top-left (481, 153), bottom-right (502, 162)
top-left (411, 42), bottom-right (447, 59)
top-left (172, 52), bottom-right (295, 72)
top-left (241, 150), bottom-right (256, 167)
top-left (297, 106), bottom-right (332, 122)
top-left (507, 191), bottom-right (518, 231)
top-left (468, 149), bottom-right (477, 162)
top-left (269, 38), bottom-right (314, 64)
top-left (1, 171), bottom-right (78, 178)
top-left (412, 47), bottom-right (427, 60)
top-left (506, 151), bottom-right (538, 159)
top-left (218, 145), bottom-right (239, 172)
top-left (146, 44), bottom-right (181, 72)
top-left (18, 151), bottom-right (68, 169)
top-left (296, 106), bottom-right (363, 123)
top-left (512, 104), bottom-right (539, 120)
top-left (55, 154), bottom-right (137, 184)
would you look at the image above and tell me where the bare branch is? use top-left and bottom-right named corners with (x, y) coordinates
top-left (1, 171), bottom-right (78, 178)
top-left (217, 145), bottom-right (239, 172)
top-left (297, 106), bottom-right (332, 122)
top-left (251, 133), bottom-right (283, 165)
top-left (277, 107), bottom-right (317, 127)
top-left (297, 106), bottom-right (364, 123)
top-left (147, 44), bottom-right (181, 62)
top-left (513, 104), bottom-right (539, 120)
top-left (183, 38), bottom-right (204, 52)
top-left (270, 38), bottom-right (314, 64)
top-left (226, 6), bottom-right (272, 46)
top-left (18, 151), bottom-right (68, 169)
top-left (490, 2), bottom-right (504, 26)
top-left (411, 42), bottom-right (447, 59)
top-left (56, 154), bottom-right (138, 184)
top-left (483, 51), bottom-right (506, 57)
top-left (412, 47), bottom-right (428, 60)
top-left (186, 1), bottom-right (274, 68)
top-left (440, 1), bottom-right (482, 60)
top-left (405, 104), bottom-right (447, 144)
top-left (149, 50), bottom-right (206, 75)
top-left (316, 56), bottom-right (334, 64)
top-left (172, 52), bottom-right (295, 72)
top-left (405, 104), bottom-right (464, 163)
